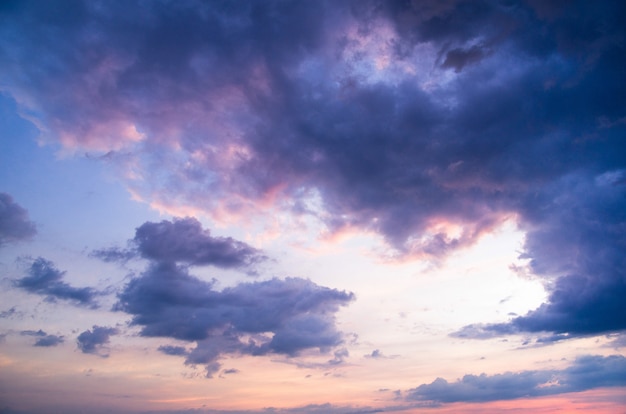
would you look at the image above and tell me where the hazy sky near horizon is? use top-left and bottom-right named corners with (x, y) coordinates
top-left (1, 1), bottom-right (625, 413)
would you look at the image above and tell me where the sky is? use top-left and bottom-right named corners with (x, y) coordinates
top-left (0, 0), bottom-right (625, 413)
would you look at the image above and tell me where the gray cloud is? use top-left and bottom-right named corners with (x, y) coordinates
top-left (0, 193), bottom-right (36, 247)
top-left (76, 325), bottom-right (118, 355)
top-left (407, 354), bottom-right (626, 403)
top-left (115, 262), bottom-right (354, 375)
top-left (14, 257), bottom-right (99, 307)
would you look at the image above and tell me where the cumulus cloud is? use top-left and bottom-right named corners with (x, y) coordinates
top-left (20, 329), bottom-right (64, 347)
top-left (14, 257), bottom-right (99, 307)
top-left (407, 354), bottom-right (626, 403)
top-left (76, 325), bottom-right (118, 356)
top-left (0, 193), bottom-right (36, 247)
top-left (2, 0), bottom-right (625, 341)
top-left (93, 217), bottom-right (265, 268)
top-left (115, 262), bottom-right (354, 375)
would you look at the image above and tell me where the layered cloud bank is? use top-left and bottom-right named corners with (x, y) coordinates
top-left (408, 354), bottom-right (626, 403)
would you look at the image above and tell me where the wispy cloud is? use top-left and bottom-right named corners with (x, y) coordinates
top-left (115, 262), bottom-right (354, 376)
top-left (20, 329), bottom-right (64, 347)
top-left (14, 257), bottom-right (100, 308)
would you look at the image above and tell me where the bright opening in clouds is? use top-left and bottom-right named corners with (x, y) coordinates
top-left (0, 1), bottom-right (625, 413)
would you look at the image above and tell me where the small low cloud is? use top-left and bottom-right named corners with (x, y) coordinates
top-left (0, 307), bottom-right (19, 319)
top-left (364, 349), bottom-right (398, 360)
top-left (221, 368), bottom-right (239, 375)
top-left (77, 325), bottom-right (118, 356)
top-left (93, 217), bottom-right (266, 269)
top-left (20, 329), bottom-right (64, 347)
top-left (158, 345), bottom-right (188, 356)
top-left (0, 193), bottom-right (36, 247)
top-left (14, 257), bottom-right (99, 307)
top-left (407, 354), bottom-right (626, 403)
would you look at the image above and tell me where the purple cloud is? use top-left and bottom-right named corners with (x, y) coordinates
top-left (0, 193), bottom-right (36, 247)
top-left (93, 217), bottom-right (265, 268)
top-left (15, 257), bottom-right (99, 307)
top-left (407, 354), bottom-right (626, 403)
top-left (77, 325), bottom-right (118, 356)
top-left (20, 329), bottom-right (64, 347)
top-left (0, 307), bottom-right (18, 319)
top-left (115, 262), bottom-right (354, 375)
top-left (157, 345), bottom-right (188, 357)
top-left (453, 171), bottom-right (626, 340)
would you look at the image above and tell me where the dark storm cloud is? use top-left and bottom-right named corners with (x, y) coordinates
top-left (1, 0), bottom-right (625, 341)
top-left (407, 354), bottom-right (626, 403)
top-left (15, 257), bottom-right (99, 307)
top-left (93, 217), bottom-right (265, 268)
top-left (0, 193), bottom-right (36, 247)
top-left (76, 325), bottom-right (118, 355)
top-left (115, 262), bottom-right (354, 374)
top-left (20, 329), bottom-right (64, 347)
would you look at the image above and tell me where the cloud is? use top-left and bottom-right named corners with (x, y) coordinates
top-left (607, 333), bottom-right (626, 349)
top-left (20, 329), bottom-right (64, 347)
top-left (135, 403), bottom-right (385, 414)
top-left (14, 257), bottom-right (99, 307)
top-left (0, 193), bottom-right (36, 247)
top-left (441, 44), bottom-right (491, 72)
top-left (76, 325), bottom-right (118, 355)
top-left (115, 262), bottom-right (354, 375)
top-left (157, 345), bottom-right (188, 356)
top-left (407, 354), bottom-right (626, 403)
top-left (364, 349), bottom-right (397, 360)
top-left (221, 368), bottom-right (239, 375)
top-left (367, 349), bottom-right (384, 359)
top-left (453, 171), bottom-right (626, 340)
top-left (93, 217), bottom-right (265, 268)
top-left (0, 307), bottom-right (18, 319)
top-left (2, 0), bottom-right (626, 341)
